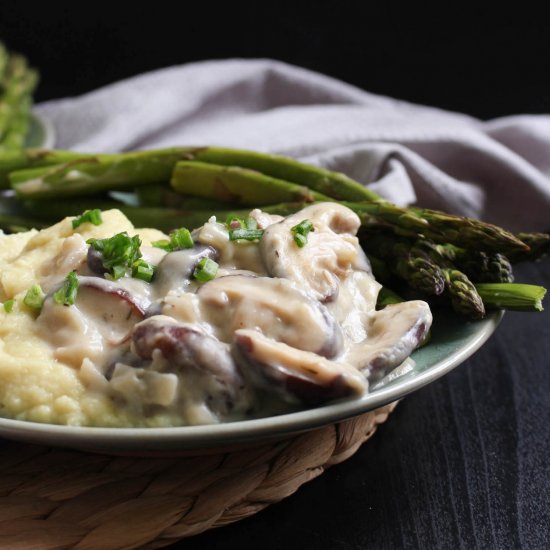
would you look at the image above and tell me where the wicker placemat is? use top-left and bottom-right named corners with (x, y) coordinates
top-left (0, 401), bottom-right (397, 549)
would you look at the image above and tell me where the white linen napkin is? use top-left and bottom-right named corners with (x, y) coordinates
top-left (36, 59), bottom-right (550, 232)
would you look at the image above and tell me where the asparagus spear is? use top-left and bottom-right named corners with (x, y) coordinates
top-left (416, 241), bottom-right (514, 284)
top-left (185, 147), bottom-right (380, 201)
top-left (475, 283), bottom-right (546, 312)
top-left (9, 148), bottom-right (203, 199)
top-left (348, 201), bottom-right (528, 255)
top-left (171, 160), bottom-right (329, 205)
top-left (443, 268), bottom-right (486, 319)
top-left (0, 149), bottom-right (91, 188)
top-left (19, 196), bottom-right (307, 232)
top-left (0, 54), bottom-right (38, 147)
top-left (361, 232), bottom-right (446, 295)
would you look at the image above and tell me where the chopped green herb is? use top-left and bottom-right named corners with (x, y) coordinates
top-left (72, 209), bottom-right (103, 229)
top-left (53, 271), bottom-right (79, 306)
top-left (229, 228), bottom-right (264, 241)
top-left (291, 219), bottom-right (314, 248)
top-left (132, 259), bottom-right (156, 283)
top-left (3, 299), bottom-right (15, 313)
top-left (87, 232), bottom-right (142, 279)
top-left (193, 258), bottom-right (218, 282)
top-left (170, 228), bottom-right (194, 250)
top-left (23, 284), bottom-right (45, 312)
top-left (151, 239), bottom-right (172, 251)
top-left (152, 227), bottom-right (193, 252)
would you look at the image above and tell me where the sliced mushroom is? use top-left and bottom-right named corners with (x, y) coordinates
top-left (345, 300), bottom-right (432, 381)
top-left (77, 276), bottom-right (151, 319)
top-left (260, 203), bottom-right (363, 301)
top-left (152, 245), bottom-right (218, 297)
top-left (131, 315), bottom-right (250, 417)
top-left (233, 329), bottom-right (367, 406)
top-left (197, 274), bottom-right (343, 358)
top-left (36, 276), bottom-right (150, 369)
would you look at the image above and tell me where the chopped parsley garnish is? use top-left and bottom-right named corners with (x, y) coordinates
top-left (132, 259), bottom-right (156, 283)
top-left (193, 258), bottom-right (218, 282)
top-left (3, 299), bottom-right (15, 313)
top-left (72, 209), bottom-right (103, 229)
top-left (226, 215), bottom-right (264, 241)
top-left (152, 227), bottom-right (194, 252)
top-left (53, 271), bottom-right (79, 306)
top-left (290, 219), bottom-right (314, 248)
top-left (87, 232), bottom-right (142, 280)
top-left (23, 284), bottom-right (45, 311)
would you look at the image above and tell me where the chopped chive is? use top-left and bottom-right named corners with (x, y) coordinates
top-left (72, 209), bottom-right (103, 229)
top-left (53, 271), bottom-right (79, 306)
top-left (152, 239), bottom-right (172, 251)
top-left (292, 232), bottom-right (307, 247)
top-left (87, 232), bottom-right (142, 279)
top-left (152, 228), bottom-right (193, 252)
top-left (291, 219), bottom-right (314, 247)
top-left (111, 264), bottom-right (127, 280)
top-left (3, 299), bottom-right (15, 313)
top-left (229, 228), bottom-right (264, 242)
top-left (170, 228), bottom-right (193, 250)
top-left (132, 259), bottom-right (155, 283)
top-left (23, 284), bottom-right (45, 312)
top-left (193, 258), bottom-right (218, 282)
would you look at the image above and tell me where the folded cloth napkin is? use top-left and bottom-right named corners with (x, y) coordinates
top-left (36, 59), bottom-right (550, 232)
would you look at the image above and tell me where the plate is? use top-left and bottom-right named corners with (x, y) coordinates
top-left (0, 308), bottom-right (502, 454)
top-left (25, 112), bottom-right (56, 149)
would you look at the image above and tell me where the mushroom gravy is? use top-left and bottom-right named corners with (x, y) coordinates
top-left (0, 205), bottom-right (431, 427)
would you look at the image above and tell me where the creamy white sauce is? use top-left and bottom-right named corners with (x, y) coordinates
top-left (34, 204), bottom-right (432, 426)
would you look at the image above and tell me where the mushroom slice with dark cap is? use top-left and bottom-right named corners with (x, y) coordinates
top-left (36, 276), bottom-right (150, 368)
top-left (233, 329), bottom-right (367, 406)
top-left (197, 274), bottom-right (343, 358)
top-left (260, 203), bottom-right (363, 302)
top-left (131, 315), bottom-right (249, 417)
top-left (346, 300), bottom-right (432, 382)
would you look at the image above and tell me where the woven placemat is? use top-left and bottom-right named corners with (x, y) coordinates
top-left (0, 401), bottom-right (397, 549)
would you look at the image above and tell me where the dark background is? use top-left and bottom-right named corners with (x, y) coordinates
top-left (1, 7), bottom-right (549, 549)
top-left (1, 6), bottom-right (549, 119)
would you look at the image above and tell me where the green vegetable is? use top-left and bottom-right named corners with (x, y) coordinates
top-left (52, 271), bottom-right (79, 306)
top-left (23, 284), bottom-right (45, 311)
top-left (171, 160), bottom-right (327, 206)
top-left (193, 258), bottom-right (218, 282)
top-left (72, 208), bottom-right (103, 229)
top-left (87, 232), bottom-right (142, 280)
top-left (475, 283), bottom-right (546, 312)
top-left (3, 299), bottom-right (15, 313)
top-left (132, 259), bottom-right (155, 283)
top-left (10, 148), bottom-right (202, 199)
top-left (291, 219), bottom-right (314, 248)
top-left (229, 228), bottom-right (264, 241)
top-left (152, 227), bottom-right (194, 252)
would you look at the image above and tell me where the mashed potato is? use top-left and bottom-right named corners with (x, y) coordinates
top-left (0, 210), bottom-right (170, 426)
top-left (0, 205), bottom-right (431, 427)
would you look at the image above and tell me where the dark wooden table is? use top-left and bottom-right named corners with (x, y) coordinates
top-left (174, 260), bottom-right (550, 549)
